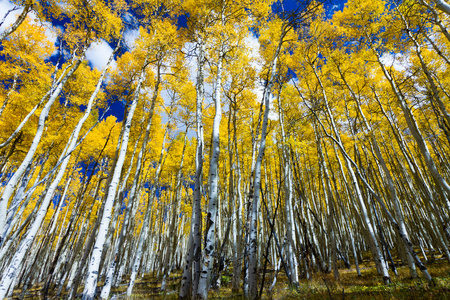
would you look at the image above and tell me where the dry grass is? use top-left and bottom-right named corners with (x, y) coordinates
top-left (119, 257), bottom-right (450, 300)
top-left (259, 257), bottom-right (450, 300)
top-left (9, 255), bottom-right (450, 299)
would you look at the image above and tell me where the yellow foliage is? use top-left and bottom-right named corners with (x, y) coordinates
top-left (81, 115), bottom-right (121, 160)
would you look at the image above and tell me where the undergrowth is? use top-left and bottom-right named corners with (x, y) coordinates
top-left (10, 254), bottom-right (450, 299)
top-left (121, 258), bottom-right (450, 299)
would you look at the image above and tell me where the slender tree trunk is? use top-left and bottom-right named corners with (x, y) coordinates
top-left (276, 90), bottom-right (300, 287)
top-left (197, 48), bottom-right (223, 299)
top-left (82, 57), bottom-right (147, 300)
top-left (0, 3), bottom-right (31, 42)
top-left (0, 50), bottom-right (85, 234)
top-left (127, 127), bottom-right (168, 296)
top-left (179, 38), bottom-right (205, 300)
top-left (374, 49), bottom-right (450, 205)
top-left (232, 104), bottom-right (243, 292)
top-left (431, 0), bottom-right (450, 15)
top-left (0, 44), bottom-right (112, 298)
top-left (100, 60), bottom-right (162, 300)
top-left (248, 29), bottom-right (285, 299)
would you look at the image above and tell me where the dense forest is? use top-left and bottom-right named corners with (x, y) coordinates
top-left (0, 0), bottom-right (450, 299)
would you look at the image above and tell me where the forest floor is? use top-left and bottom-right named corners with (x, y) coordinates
top-left (117, 255), bottom-right (450, 300)
top-left (10, 254), bottom-right (450, 299)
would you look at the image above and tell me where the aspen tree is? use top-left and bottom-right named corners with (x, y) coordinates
top-left (247, 3), bottom-right (322, 295)
top-left (276, 87), bottom-right (300, 286)
top-left (127, 120), bottom-right (170, 296)
top-left (248, 24), bottom-right (283, 300)
top-left (0, 50), bottom-right (84, 236)
top-left (331, 55), bottom-right (418, 277)
top-left (196, 30), bottom-right (223, 300)
top-left (101, 20), bottom-right (180, 298)
top-left (81, 57), bottom-right (147, 299)
top-left (0, 0), bottom-right (124, 236)
top-left (0, 37), bottom-right (119, 299)
top-left (197, 1), bottom-right (258, 296)
top-left (179, 36), bottom-right (205, 300)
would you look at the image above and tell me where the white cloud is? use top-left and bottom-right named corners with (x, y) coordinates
top-left (243, 33), bottom-right (278, 120)
top-left (380, 52), bottom-right (407, 72)
top-left (244, 33), bottom-right (272, 115)
top-left (124, 28), bottom-right (139, 50)
top-left (268, 94), bottom-right (278, 120)
top-left (42, 20), bottom-right (57, 45)
top-left (254, 85), bottom-right (264, 102)
top-left (86, 40), bottom-right (116, 70)
top-left (244, 33), bottom-right (262, 75)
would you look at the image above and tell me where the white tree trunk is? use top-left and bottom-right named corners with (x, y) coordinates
top-left (374, 50), bottom-right (450, 201)
top-left (100, 62), bottom-right (162, 300)
top-left (0, 51), bottom-right (84, 235)
top-left (126, 128), bottom-right (168, 296)
top-left (276, 92), bottom-right (299, 286)
top-left (0, 4), bottom-right (31, 42)
top-left (432, 0), bottom-right (450, 15)
top-left (82, 59), bottom-right (146, 300)
top-left (179, 39), bottom-right (205, 299)
top-left (248, 45), bottom-right (280, 300)
top-left (0, 45), bottom-right (112, 298)
top-left (197, 49), bottom-right (223, 299)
